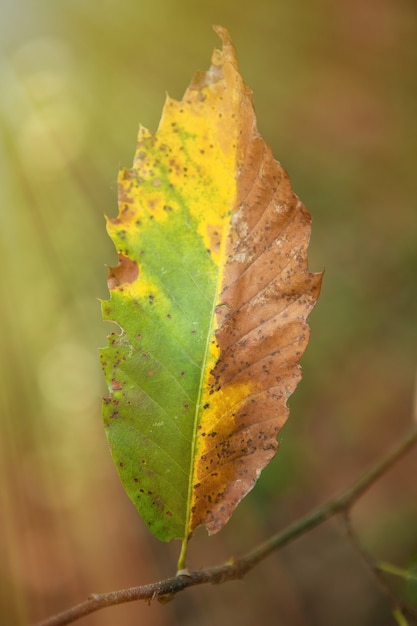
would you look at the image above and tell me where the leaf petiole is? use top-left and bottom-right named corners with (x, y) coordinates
top-left (177, 537), bottom-right (189, 573)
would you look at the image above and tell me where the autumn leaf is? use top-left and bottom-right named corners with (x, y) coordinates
top-left (100, 25), bottom-right (322, 570)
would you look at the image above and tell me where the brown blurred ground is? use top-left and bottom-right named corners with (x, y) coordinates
top-left (1, 1), bottom-right (416, 624)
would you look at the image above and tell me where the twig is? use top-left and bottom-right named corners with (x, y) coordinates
top-left (343, 512), bottom-right (417, 624)
top-left (378, 562), bottom-right (417, 583)
top-left (33, 426), bottom-right (417, 626)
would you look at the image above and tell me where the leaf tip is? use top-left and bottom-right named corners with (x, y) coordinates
top-left (212, 24), bottom-right (238, 66)
top-left (212, 24), bottom-right (231, 42)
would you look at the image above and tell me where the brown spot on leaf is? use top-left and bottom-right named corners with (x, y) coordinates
top-left (107, 253), bottom-right (139, 290)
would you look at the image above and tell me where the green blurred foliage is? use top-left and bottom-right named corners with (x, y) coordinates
top-left (406, 555), bottom-right (417, 607)
top-left (1, 1), bottom-right (416, 625)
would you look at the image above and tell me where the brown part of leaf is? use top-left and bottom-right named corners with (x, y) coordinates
top-left (192, 26), bottom-right (323, 535)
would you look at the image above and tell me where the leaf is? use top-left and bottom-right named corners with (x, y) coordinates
top-left (100, 25), bottom-right (322, 569)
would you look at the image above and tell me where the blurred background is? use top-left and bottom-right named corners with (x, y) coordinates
top-left (1, 0), bottom-right (416, 624)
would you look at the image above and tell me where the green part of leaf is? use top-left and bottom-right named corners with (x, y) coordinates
top-left (101, 204), bottom-right (217, 541)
